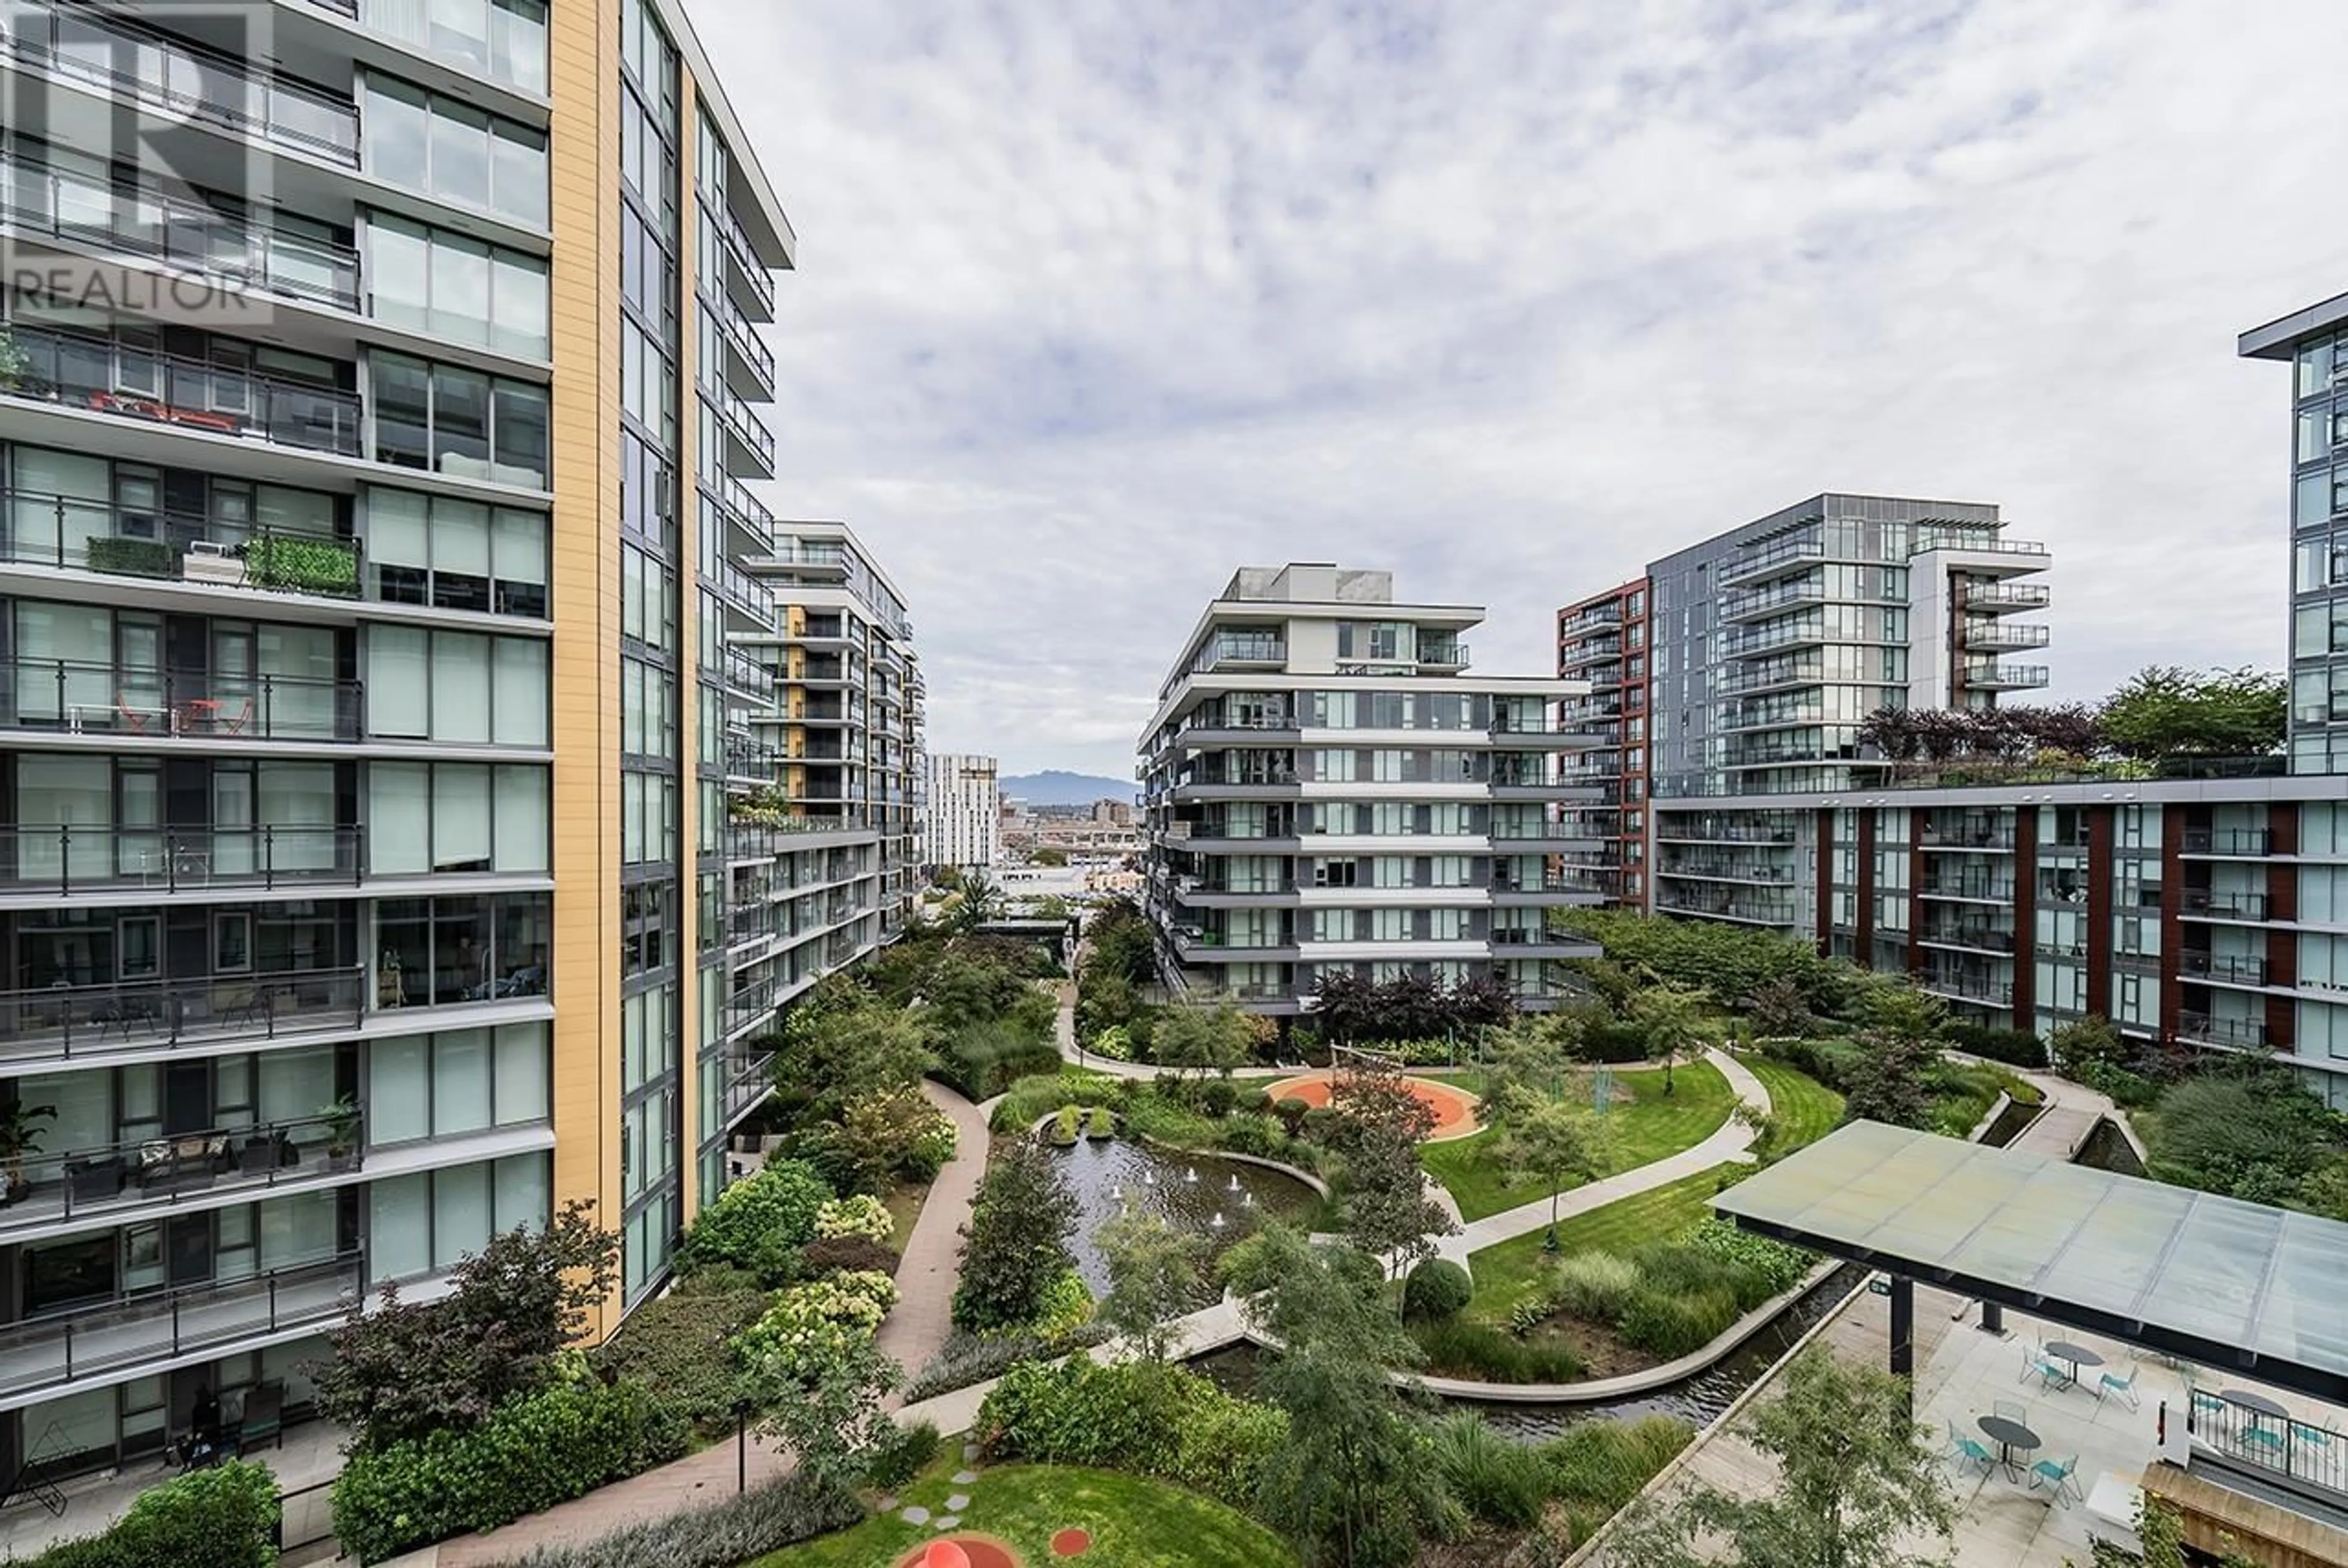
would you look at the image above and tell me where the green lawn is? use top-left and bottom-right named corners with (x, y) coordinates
top-left (1463, 1163), bottom-right (1749, 1319)
top-left (1737, 1054), bottom-right (1844, 1155)
top-left (1419, 1059), bottom-right (1735, 1221)
top-left (757, 1463), bottom-right (1294, 1568)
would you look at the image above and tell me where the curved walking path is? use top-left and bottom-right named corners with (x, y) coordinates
top-left (389, 1080), bottom-right (995, 1568)
top-left (1052, 982), bottom-right (1164, 1080)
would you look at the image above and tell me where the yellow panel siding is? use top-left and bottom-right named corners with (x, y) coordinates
top-left (545, 0), bottom-right (625, 1343)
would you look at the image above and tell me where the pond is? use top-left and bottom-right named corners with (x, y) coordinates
top-left (1049, 1130), bottom-right (1322, 1305)
top-left (1187, 1262), bottom-right (1869, 1441)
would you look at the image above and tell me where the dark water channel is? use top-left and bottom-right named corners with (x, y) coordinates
top-left (1049, 1134), bottom-right (1320, 1305)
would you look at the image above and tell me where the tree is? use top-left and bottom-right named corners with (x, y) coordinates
top-left (2099, 665), bottom-right (2286, 760)
top-left (1842, 983), bottom-right (1946, 1130)
top-left (1082, 897), bottom-right (1158, 987)
top-left (1446, 971), bottom-right (1517, 1032)
top-left (1601, 1349), bottom-right (1955, 1568)
top-left (1631, 982), bottom-right (1708, 1095)
top-left (1225, 1229), bottom-right (1453, 1567)
top-left (1329, 1056), bottom-right (1438, 1149)
top-left (1030, 846), bottom-right (1069, 867)
top-left (1476, 1016), bottom-right (1573, 1125)
top-left (1310, 970), bottom-right (1382, 1045)
top-left (1743, 976), bottom-right (1814, 1040)
top-left (1096, 1209), bottom-right (1205, 1361)
top-left (951, 1139), bottom-right (1080, 1331)
top-left (774, 990), bottom-right (938, 1124)
top-left (1344, 1130), bottom-right (1456, 1289)
top-left (747, 1328), bottom-right (901, 1493)
top-left (951, 871), bottom-right (1006, 932)
top-left (312, 1200), bottom-right (618, 1450)
top-left (1153, 998), bottom-right (1255, 1080)
top-left (1494, 1094), bottom-right (1615, 1244)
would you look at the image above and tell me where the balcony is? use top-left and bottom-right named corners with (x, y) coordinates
top-left (1960, 582), bottom-right (2051, 614)
top-left (707, 379), bottom-right (777, 477)
top-left (0, 150), bottom-right (360, 314)
top-left (0, 491), bottom-right (361, 602)
top-left (2184, 1389), bottom-right (2348, 1507)
top-left (1195, 636), bottom-right (1287, 672)
top-left (1559, 639), bottom-right (1623, 671)
top-left (2182, 889), bottom-right (2269, 922)
top-left (0, 965), bottom-right (364, 1067)
top-left (0, 825), bottom-right (361, 897)
top-left (1719, 620), bottom-right (1825, 659)
top-left (1658, 860), bottom-right (1796, 885)
top-left (2176, 1011), bottom-right (2267, 1050)
top-left (1919, 877), bottom-right (2017, 904)
top-left (718, 1047), bottom-right (775, 1127)
top-left (715, 201), bottom-right (778, 320)
top-left (1715, 660), bottom-right (1824, 698)
top-left (0, 660), bottom-right (363, 743)
top-left (1654, 822), bottom-right (1796, 845)
top-left (1958, 622), bottom-right (2051, 653)
top-left (2182, 828), bottom-right (2273, 858)
top-left (1721, 703), bottom-right (1823, 735)
top-left (2180, 952), bottom-right (2270, 987)
top-left (1719, 579), bottom-right (1828, 624)
top-left (1962, 662), bottom-right (2051, 691)
top-left (1558, 604), bottom-right (1621, 636)
top-left (704, 553), bottom-right (776, 625)
top-left (1919, 825), bottom-right (2018, 852)
top-left (1918, 974), bottom-right (2013, 1007)
top-left (0, 1252), bottom-right (361, 1404)
top-left (0, 1108), bottom-right (360, 1239)
top-left (1653, 893), bottom-right (1799, 926)
top-left (1719, 536), bottom-right (1826, 587)
top-left (1724, 738), bottom-right (1829, 768)
top-left (4, 324), bottom-right (361, 459)
top-left (703, 278), bottom-right (777, 396)
top-left (1, 0), bottom-right (361, 167)
top-left (1917, 923), bottom-right (2015, 954)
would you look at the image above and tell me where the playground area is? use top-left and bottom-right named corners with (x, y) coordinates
top-left (1259, 1069), bottom-right (1482, 1141)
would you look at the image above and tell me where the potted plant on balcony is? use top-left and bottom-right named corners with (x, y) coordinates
top-left (0, 1099), bottom-right (56, 1204)
top-left (320, 1095), bottom-right (361, 1172)
top-left (0, 326), bottom-right (26, 394)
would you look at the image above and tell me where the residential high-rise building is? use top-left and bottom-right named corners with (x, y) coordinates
top-left (1555, 580), bottom-right (1650, 905)
top-left (0, 0), bottom-right (914, 1482)
top-left (921, 754), bottom-right (1002, 872)
top-left (1138, 564), bottom-right (1602, 1017)
top-left (1535, 321), bottom-right (2348, 1108)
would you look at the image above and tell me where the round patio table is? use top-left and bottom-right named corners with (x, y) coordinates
top-left (2043, 1341), bottom-right (2105, 1386)
top-left (1977, 1415), bottom-right (2040, 1479)
top-left (2221, 1389), bottom-right (2289, 1420)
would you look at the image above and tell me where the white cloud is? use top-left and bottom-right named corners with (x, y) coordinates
top-left (693, 0), bottom-right (2348, 775)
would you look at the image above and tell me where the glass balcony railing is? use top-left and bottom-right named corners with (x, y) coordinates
top-left (2182, 828), bottom-right (2273, 856)
top-left (0, 489), bottom-right (361, 599)
top-left (0, 1252), bottom-right (362, 1402)
top-left (703, 279), bottom-right (777, 391)
top-left (708, 377), bottom-right (776, 473)
top-left (1, 0), bottom-right (361, 166)
top-left (2177, 1011), bottom-right (2267, 1049)
top-left (2180, 952), bottom-right (2269, 986)
top-left (2183, 889), bottom-right (2269, 921)
top-left (0, 152), bottom-right (360, 312)
top-left (3, 324), bottom-right (361, 458)
top-left (714, 199), bottom-right (777, 316)
top-left (0, 965), bottom-right (366, 1066)
top-left (0, 1107), bottom-right (361, 1237)
top-left (0, 658), bottom-right (363, 742)
top-left (0, 824), bottom-right (362, 894)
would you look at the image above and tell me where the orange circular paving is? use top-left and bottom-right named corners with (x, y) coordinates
top-left (895, 1537), bottom-right (1022, 1568)
top-left (1262, 1072), bottom-right (1480, 1141)
top-left (1050, 1528), bottom-right (1092, 1556)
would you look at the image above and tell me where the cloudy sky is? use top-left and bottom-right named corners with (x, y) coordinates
top-left (697, 0), bottom-right (2348, 779)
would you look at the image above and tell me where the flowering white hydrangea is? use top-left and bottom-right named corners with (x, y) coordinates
top-left (814, 1194), bottom-right (895, 1244)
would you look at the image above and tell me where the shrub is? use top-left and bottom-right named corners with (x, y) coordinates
top-left (1274, 1096), bottom-right (1312, 1136)
top-left (991, 1073), bottom-right (1106, 1133)
top-left (813, 1194), bottom-right (893, 1244)
top-left (952, 1139), bottom-right (1080, 1333)
top-left (1024, 1267), bottom-right (1095, 1344)
top-left (27, 1460), bottom-right (278, 1568)
top-left (1048, 1105), bottom-right (1081, 1146)
top-left (84, 536), bottom-right (172, 579)
top-left (332, 1372), bottom-right (685, 1564)
top-left (800, 1235), bottom-right (898, 1278)
top-left (1402, 1257), bottom-right (1474, 1323)
top-left (1300, 1105), bottom-right (1339, 1144)
top-left (937, 1021), bottom-right (1063, 1100)
top-left (1084, 1106), bottom-right (1115, 1139)
top-left (1088, 1025), bottom-right (1135, 1061)
top-left (245, 534), bottom-right (359, 595)
top-left (1547, 1250), bottom-right (1641, 1324)
top-left (1681, 1218), bottom-right (1811, 1300)
top-left (1615, 1286), bottom-right (1741, 1358)
top-left (904, 1327), bottom-right (1112, 1401)
top-left (1540, 1415), bottom-right (1693, 1542)
top-left (978, 1358), bottom-right (1283, 1512)
top-left (1428, 1410), bottom-right (1551, 1527)
top-left (863, 1419), bottom-right (940, 1492)
top-left (1411, 1317), bottom-right (1583, 1383)
top-left (678, 1160), bottom-right (829, 1280)
top-left (1947, 1023), bottom-right (2047, 1069)
top-left (590, 1285), bottom-right (766, 1434)
top-left (1200, 1079), bottom-right (1239, 1119)
top-left (736, 1271), bottom-right (898, 1382)
top-left (490, 1471), bottom-right (863, 1568)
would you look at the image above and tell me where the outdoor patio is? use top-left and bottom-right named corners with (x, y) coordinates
top-left (1639, 1278), bottom-right (2348, 1567)
top-left (0, 1416), bottom-right (344, 1561)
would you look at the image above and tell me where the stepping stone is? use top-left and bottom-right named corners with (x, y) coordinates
top-left (934, 1515), bottom-right (961, 1530)
top-left (951, 1470), bottom-right (980, 1484)
top-left (878, 1496), bottom-right (898, 1511)
top-left (946, 1493), bottom-right (971, 1512)
top-left (899, 1506), bottom-right (931, 1525)
top-left (962, 1442), bottom-right (981, 1461)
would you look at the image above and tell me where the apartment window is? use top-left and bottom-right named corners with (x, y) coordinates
top-left (366, 489), bottom-right (548, 616)
top-left (619, 204), bottom-right (676, 346)
top-left (363, 78), bottom-right (548, 227)
top-left (367, 1021), bottom-right (550, 1145)
top-left (369, 353), bottom-right (550, 487)
top-left (368, 1153), bottom-right (549, 1283)
top-left (366, 216), bottom-right (549, 358)
top-left (1312, 858), bottom-right (1357, 888)
top-left (621, 544), bottom-right (676, 651)
top-left (366, 627), bottom-right (547, 746)
top-left (621, 985), bottom-right (677, 1093)
top-left (621, 880), bottom-right (674, 977)
top-left (620, 771), bottom-right (677, 863)
top-left (374, 893), bottom-right (550, 1008)
top-left (364, 0), bottom-right (547, 92)
top-left (620, 430), bottom-right (676, 550)
top-left (620, 657), bottom-right (675, 756)
top-left (367, 760), bottom-right (548, 874)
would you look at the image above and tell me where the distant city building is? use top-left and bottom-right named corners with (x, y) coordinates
top-left (1093, 798), bottom-right (1135, 826)
top-left (1139, 563), bottom-right (1602, 1017)
top-left (923, 753), bottom-right (1002, 870)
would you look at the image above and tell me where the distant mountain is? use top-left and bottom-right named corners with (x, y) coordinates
top-left (1000, 770), bottom-right (1135, 806)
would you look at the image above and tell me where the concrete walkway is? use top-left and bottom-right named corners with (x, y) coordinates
top-left (386, 1081), bottom-right (997, 1568)
top-left (1052, 982), bottom-right (1162, 1080)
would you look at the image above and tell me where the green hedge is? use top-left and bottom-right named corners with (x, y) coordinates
top-left (26, 1461), bottom-right (278, 1568)
top-left (676, 1158), bottom-right (829, 1280)
top-left (489, 1471), bottom-right (862, 1568)
top-left (977, 1358), bottom-right (1286, 1514)
top-left (935, 1023), bottom-right (1062, 1100)
top-left (331, 1375), bottom-right (686, 1564)
top-left (245, 535), bottom-right (359, 596)
top-left (84, 536), bottom-right (171, 578)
